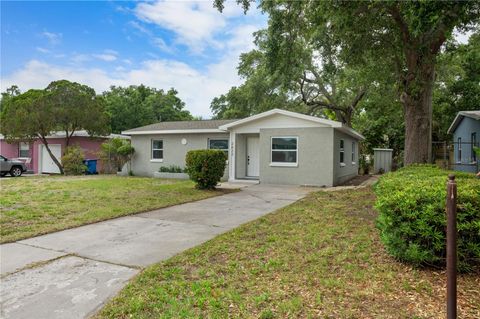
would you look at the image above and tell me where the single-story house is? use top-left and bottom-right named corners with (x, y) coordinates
top-left (123, 109), bottom-right (364, 186)
top-left (0, 131), bottom-right (128, 174)
top-left (447, 110), bottom-right (480, 173)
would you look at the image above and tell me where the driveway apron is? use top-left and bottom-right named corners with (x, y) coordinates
top-left (0, 183), bottom-right (311, 319)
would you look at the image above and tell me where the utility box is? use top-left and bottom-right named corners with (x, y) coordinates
top-left (373, 148), bottom-right (393, 174)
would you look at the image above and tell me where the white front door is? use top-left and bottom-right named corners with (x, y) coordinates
top-left (41, 144), bottom-right (62, 174)
top-left (246, 136), bottom-right (260, 177)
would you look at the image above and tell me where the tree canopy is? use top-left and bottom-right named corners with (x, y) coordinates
top-left (213, 0), bottom-right (479, 164)
top-left (103, 85), bottom-right (192, 133)
top-left (0, 80), bottom-right (110, 174)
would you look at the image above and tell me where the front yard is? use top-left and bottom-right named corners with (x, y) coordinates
top-left (97, 187), bottom-right (479, 319)
top-left (0, 175), bottom-right (230, 243)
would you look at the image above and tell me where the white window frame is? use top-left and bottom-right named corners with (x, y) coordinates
top-left (351, 141), bottom-right (356, 165)
top-left (457, 137), bottom-right (462, 163)
top-left (270, 136), bottom-right (298, 167)
top-left (151, 139), bottom-right (164, 162)
top-left (207, 138), bottom-right (229, 155)
top-left (471, 132), bottom-right (477, 163)
top-left (19, 142), bottom-right (30, 158)
top-left (340, 139), bottom-right (345, 167)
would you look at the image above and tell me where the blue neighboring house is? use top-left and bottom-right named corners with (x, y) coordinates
top-left (447, 110), bottom-right (480, 173)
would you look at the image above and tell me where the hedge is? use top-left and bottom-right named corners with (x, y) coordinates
top-left (185, 150), bottom-right (227, 189)
top-left (374, 165), bottom-right (480, 272)
top-left (61, 146), bottom-right (87, 175)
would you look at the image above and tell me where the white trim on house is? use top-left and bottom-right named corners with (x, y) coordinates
top-left (447, 110), bottom-right (480, 134)
top-left (219, 108), bottom-right (341, 130)
top-left (270, 136), bottom-right (299, 167)
top-left (123, 129), bottom-right (225, 135)
top-left (219, 108), bottom-right (364, 140)
top-left (151, 139), bottom-right (164, 161)
top-left (228, 131), bottom-right (236, 181)
top-left (339, 139), bottom-right (345, 165)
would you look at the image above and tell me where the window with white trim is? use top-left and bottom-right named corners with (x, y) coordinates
top-left (151, 139), bottom-right (163, 160)
top-left (208, 139), bottom-right (228, 157)
top-left (351, 141), bottom-right (356, 163)
top-left (19, 142), bottom-right (30, 158)
top-left (457, 137), bottom-right (462, 163)
top-left (471, 132), bottom-right (477, 162)
top-left (271, 137), bottom-right (297, 164)
top-left (339, 139), bottom-right (345, 164)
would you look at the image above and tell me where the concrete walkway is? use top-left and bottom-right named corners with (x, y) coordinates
top-left (0, 183), bottom-right (312, 319)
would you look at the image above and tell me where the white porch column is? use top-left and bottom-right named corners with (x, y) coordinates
top-left (229, 131), bottom-right (236, 181)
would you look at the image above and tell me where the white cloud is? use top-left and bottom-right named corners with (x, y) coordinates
top-left (2, 2), bottom-right (266, 118)
top-left (70, 50), bottom-right (118, 63)
top-left (1, 52), bottom-right (242, 117)
top-left (70, 53), bottom-right (91, 64)
top-left (92, 54), bottom-right (117, 62)
top-left (152, 37), bottom-right (174, 53)
top-left (134, 1), bottom-right (244, 53)
top-left (36, 47), bottom-right (50, 54)
top-left (41, 31), bottom-right (62, 45)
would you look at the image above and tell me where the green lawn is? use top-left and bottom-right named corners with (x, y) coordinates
top-left (0, 175), bottom-right (231, 243)
top-left (97, 187), bottom-right (480, 319)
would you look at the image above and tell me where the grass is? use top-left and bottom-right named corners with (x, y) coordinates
top-left (96, 187), bottom-right (480, 319)
top-left (0, 175), bottom-right (231, 243)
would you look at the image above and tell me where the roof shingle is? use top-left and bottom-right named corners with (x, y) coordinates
top-left (123, 119), bottom-right (237, 133)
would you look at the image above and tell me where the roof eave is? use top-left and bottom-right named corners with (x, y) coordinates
top-left (336, 126), bottom-right (365, 140)
top-left (219, 108), bottom-right (343, 130)
top-left (447, 113), bottom-right (462, 134)
top-left (122, 129), bottom-right (227, 135)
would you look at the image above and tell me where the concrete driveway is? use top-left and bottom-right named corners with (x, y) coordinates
top-left (0, 183), bottom-right (311, 319)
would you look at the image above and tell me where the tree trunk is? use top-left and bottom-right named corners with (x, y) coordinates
top-left (402, 59), bottom-right (435, 165)
top-left (39, 135), bottom-right (64, 174)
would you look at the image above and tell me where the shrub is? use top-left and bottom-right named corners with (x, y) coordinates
top-left (374, 165), bottom-right (480, 272)
top-left (99, 138), bottom-right (135, 173)
top-left (61, 146), bottom-right (87, 175)
top-left (185, 149), bottom-right (227, 189)
top-left (159, 165), bottom-right (185, 173)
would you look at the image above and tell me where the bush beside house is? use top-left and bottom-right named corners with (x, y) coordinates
top-left (185, 150), bottom-right (226, 189)
top-left (153, 165), bottom-right (189, 179)
top-left (61, 146), bottom-right (87, 175)
top-left (99, 138), bottom-right (135, 173)
top-left (374, 165), bottom-right (479, 272)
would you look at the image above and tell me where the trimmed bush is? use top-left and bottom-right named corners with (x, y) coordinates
top-left (61, 146), bottom-right (87, 175)
top-left (374, 165), bottom-right (479, 272)
top-left (185, 150), bottom-right (227, 189)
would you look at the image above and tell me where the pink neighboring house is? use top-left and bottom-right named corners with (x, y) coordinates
top-left (0, 131), bottom-right (128, 174)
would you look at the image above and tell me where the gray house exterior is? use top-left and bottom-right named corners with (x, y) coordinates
top-left (123, 109), bottom-right (364, 186)
top-left (447, 110), bottom-right (480, 173)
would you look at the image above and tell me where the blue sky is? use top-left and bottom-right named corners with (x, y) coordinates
top-left (1, 1), bottom-right (267, 117)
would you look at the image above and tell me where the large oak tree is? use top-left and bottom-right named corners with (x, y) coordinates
top-left (214, 0), bottom-right (479, 164)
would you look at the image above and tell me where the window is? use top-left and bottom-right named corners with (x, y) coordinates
top-left (19, 142), bottom-right (30, 158)
top-left (271, 137), bottom-right (298, 165)
top-left (208, 139), bottom-right (228, 157)
top-left (339, 139), bottom-right (345, 165)
top-left (472, 132), bottom-right (477, 162)
top-left (151, 139), bottom-right (163, 160)
top-left (351, 141), bottom-right (356, 163)
top-left (457, 137), bottom-right (462, 163)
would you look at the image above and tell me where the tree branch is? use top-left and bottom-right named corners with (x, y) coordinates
top-left (387, 5), bottom-right (412, 46)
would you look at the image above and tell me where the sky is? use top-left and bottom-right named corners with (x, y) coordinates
top-left (1, 1), bottom-right (267, 117)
